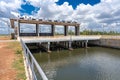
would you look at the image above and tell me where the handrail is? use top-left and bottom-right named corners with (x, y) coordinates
top-left (20, 39), bottom-right (48, 80)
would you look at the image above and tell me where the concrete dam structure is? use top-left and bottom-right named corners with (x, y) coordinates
top-left (10, 18), bottom-right (120, 80)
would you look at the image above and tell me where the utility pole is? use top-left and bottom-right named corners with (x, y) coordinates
top-left (1, 19), bottom-right (11, 35)
top-left (0, 11), bottom-right (11, 36)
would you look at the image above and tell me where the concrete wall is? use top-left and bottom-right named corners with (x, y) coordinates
top-left (89, 38), bottom-right (120, 49)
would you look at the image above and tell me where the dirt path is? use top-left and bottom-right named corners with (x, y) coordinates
top-left (0, 42), bottom-right (16, 80)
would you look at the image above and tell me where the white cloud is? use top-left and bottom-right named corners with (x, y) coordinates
top-left (0, 0), bottom-right (23, 18)
top-left (72, 0), bottom-right (120, 31)
top-left (29, 0), bottom-right (120, 32)
top-left (0, 18), bottom-right (9, 27)
top-left (11, 12), bottom-right (20, 18)
top-left (33, 1), bottom-right (74, 20)
top-left (0, 18), bottom-right (10, 34)
top-left (26, 0), bottom-right (58, 7)
top-left (0, 0), bottom-right (23, 34)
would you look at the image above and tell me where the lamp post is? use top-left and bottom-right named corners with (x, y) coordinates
top-left (69, 26), bottom-right (72, 41)
top-left (102, 24), bottom-right (104, 35)
top-left (0, 11), bottom-right (11, 36)
top-left (102, 23), bottom-right (106, 35)
top-left (17, 16), bottom-right (20, 39)
top-left (8, 23), bottom-right (10, 35)
top-left (1, 19), bottom-right (11, 36)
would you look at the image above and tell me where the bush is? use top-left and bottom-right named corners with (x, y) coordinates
top-left (11, 33), bottom-right (16, 39)
top-left (16, 49), bottom-right (22, 54)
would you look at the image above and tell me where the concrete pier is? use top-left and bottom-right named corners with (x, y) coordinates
top-left (47, 42), bottom-right (51, 52)
top-left (85, 40), bottom-right (88, 48)
top-left (81, 42), bottom-right (84, 47)
top-left (69, 41), bottom-right (73, 50)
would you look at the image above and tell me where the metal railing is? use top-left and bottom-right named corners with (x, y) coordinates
top-left (20, 39), bottom-right (48, 80)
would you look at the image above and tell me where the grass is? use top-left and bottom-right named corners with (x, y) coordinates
top-left (7, 42), bottom-right (26, 80)
top-left (0, 35), bottom-right (11, 40)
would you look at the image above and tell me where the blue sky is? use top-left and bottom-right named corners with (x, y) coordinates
top-left (0, 0), bottom-right (120, 34)
top-left (19, 0), bottom-right (100, 15)
top-left (19, 3), bottom-right (36, 15)
top-left (56, 0), bottom-right (100, 9)
top-left (19, 2), bottom-right (40, 15)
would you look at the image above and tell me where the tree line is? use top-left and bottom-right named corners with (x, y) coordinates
top-left (80, 30), bottom-right (120, 35)
top-left (55, 30), bottom-right (120, 35)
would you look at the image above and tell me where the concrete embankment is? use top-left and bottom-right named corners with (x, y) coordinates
top-left (89, 36), bottom-right (120, 49)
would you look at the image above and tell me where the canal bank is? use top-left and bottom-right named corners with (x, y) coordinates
top-left (0, 41), bottom-right (26, 80)
top-left (88, 36), bottom-right (120, 49)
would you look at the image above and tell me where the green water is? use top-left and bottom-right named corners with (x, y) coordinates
top-left (33, 47), bottom-right (120, 80)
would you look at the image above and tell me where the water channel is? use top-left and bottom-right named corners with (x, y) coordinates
top-left (32, 47), bottom-right (120, 80)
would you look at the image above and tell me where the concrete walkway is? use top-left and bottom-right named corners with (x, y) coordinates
top-left (21, 35), bottom-right (101, 43)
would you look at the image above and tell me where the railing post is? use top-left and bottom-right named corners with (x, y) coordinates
top-left (31, 58), bottom-right (34, 80)
top-left (31, 58), bottom-right (37, 80)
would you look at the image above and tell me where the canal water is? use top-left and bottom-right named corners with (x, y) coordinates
top-left (33, 47), bottom-right (120, 80)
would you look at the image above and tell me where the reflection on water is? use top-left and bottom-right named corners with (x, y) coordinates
top-left (33, 47), bottom-right (120, 80)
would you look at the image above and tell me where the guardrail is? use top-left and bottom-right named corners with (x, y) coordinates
top-left (20, 39), bottom-right (48, 80)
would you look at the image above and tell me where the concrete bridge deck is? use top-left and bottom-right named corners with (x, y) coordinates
top-left (21, 35), bottom-right (101, 43)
